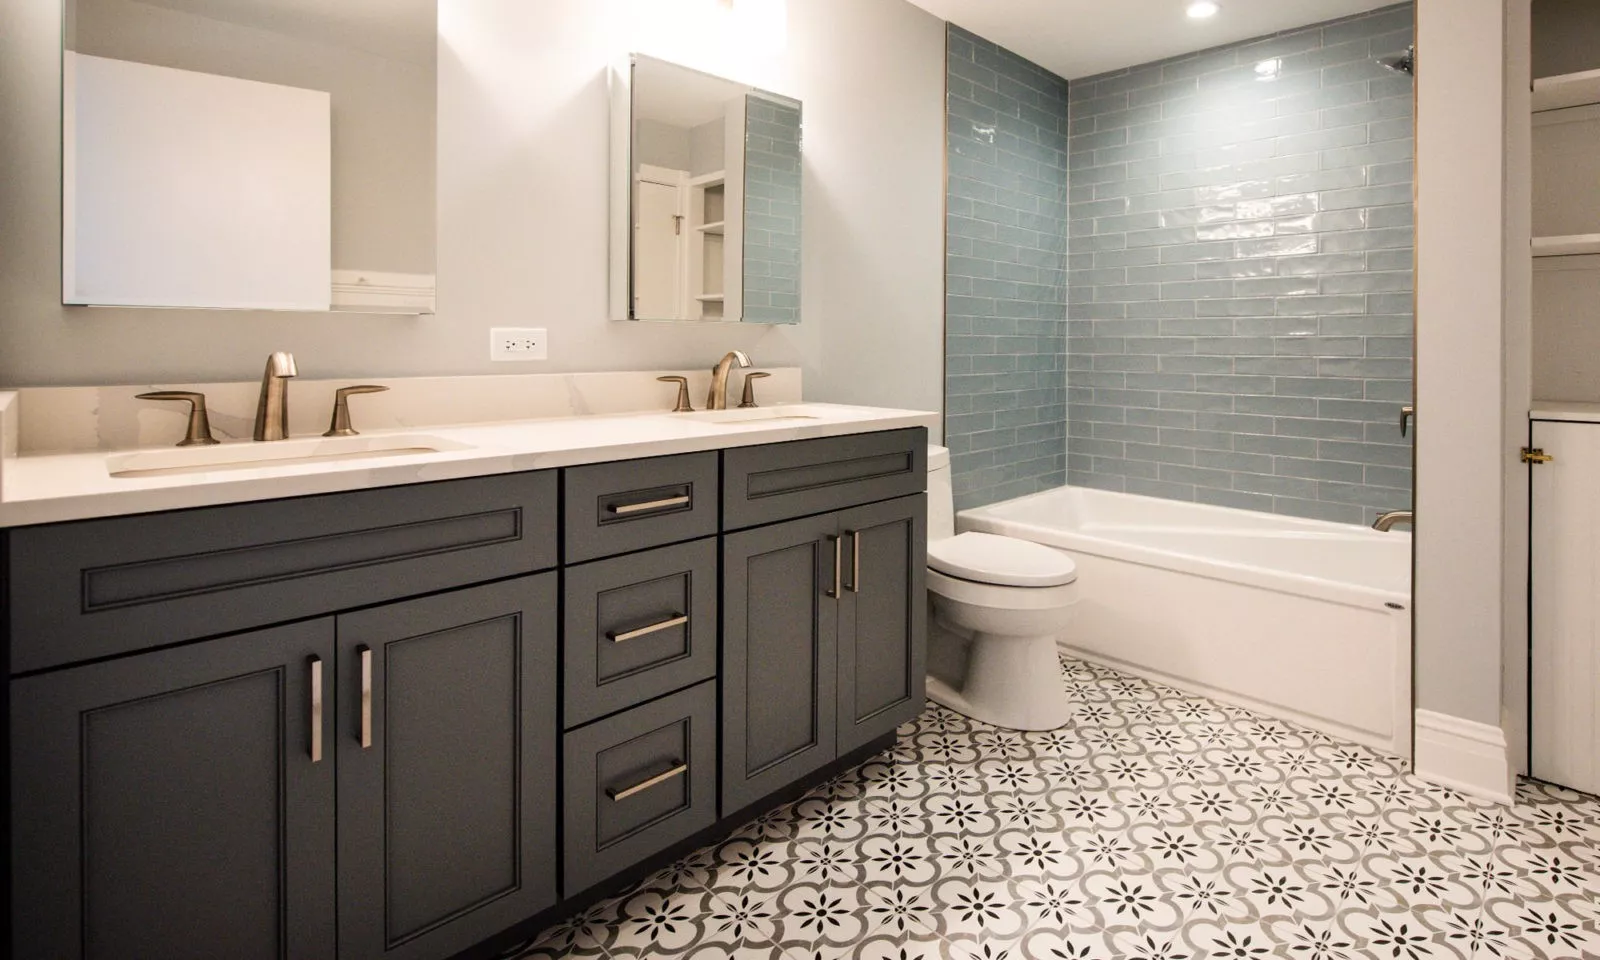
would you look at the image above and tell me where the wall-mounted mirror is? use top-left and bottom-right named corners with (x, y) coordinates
top-left (610, 54), bottom-right (801, 324)
top-left (62, 0), bottom-right (437, 314)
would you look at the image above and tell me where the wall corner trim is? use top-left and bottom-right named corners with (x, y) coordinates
top-left (1412, 709), bottom-right (1515, 804)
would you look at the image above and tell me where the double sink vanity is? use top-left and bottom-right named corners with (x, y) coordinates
top-left (1, 363), bottom-right (937, 960)
top-left (26, 0), bottom-right (877, 954)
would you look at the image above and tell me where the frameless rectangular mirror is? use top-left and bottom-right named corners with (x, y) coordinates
top-left (609, 54), bottom-right (801, 324)
top-left (62, 0), bottom-right (437, 314)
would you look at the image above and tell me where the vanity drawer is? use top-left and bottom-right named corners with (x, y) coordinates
top-left (722, 428), bottom-right (927, 530)
top-left (562, 680), bottom-right (717, 897)
top-left (6, 471), bottom-right (558, 674)
top-left (563, 538), bottom-right (717, 729)
top-left (563, 452), bottom-right (719, 563)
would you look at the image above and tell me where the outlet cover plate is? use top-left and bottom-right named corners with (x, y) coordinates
top-left (490, 327), bottom-right (548, 361)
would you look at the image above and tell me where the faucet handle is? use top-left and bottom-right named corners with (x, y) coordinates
top-left (657, 376), bottom-right (695, 413)
top-left (738, 372), bottom-right (772, 409)
top-left (136, 391), bottom-right (220, 447)
top-left (324, 385), bottom-right (389, 437)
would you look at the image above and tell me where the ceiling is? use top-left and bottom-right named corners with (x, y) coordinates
top-left (900, 0), bottom-right (1403, 80)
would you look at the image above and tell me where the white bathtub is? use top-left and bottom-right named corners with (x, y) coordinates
top-left (959, 486), bottom-right (1414, 758)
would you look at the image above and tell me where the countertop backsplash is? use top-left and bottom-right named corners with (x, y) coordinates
top-left (1, 368), bottom-right (802, 455)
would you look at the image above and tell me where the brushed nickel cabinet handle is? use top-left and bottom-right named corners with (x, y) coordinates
top-left (607, 761), bottom-right (688, 802)
top-left (359, 645), bottom-right (373, 749)
top-left (847, 530), bottom-right (862, 594)
top-left (826, 535), bottom-right (842, 599)
top-left (609, 494), bottom-right (691, 515)
top-left (309, 655), bottom-right (323, 763)
top-left (608, 614), bottom-right (688, 643)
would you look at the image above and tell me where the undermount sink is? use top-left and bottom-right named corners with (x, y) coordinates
top-left (106, 434), bottom-right (470, 479)
top-left (675, 404), bottom-right (832, 425)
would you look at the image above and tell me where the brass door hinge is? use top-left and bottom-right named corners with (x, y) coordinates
top-left (1522, 447), bottom-right (1554, 464)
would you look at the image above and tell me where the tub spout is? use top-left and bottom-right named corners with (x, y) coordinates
top-left (1373, 510), bottom-right (1413, 532)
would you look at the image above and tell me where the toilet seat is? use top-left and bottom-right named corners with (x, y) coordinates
top-left (927, 532), bottom-right (1077, 588)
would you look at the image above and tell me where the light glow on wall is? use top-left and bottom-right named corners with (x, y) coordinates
top-left (631, 0), bottom-right (788, 86)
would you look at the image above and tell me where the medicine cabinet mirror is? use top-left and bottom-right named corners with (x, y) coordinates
top-left (610, 54), bottom-right (802, 324)
top-left (62, 0), bottom-right (438, 314)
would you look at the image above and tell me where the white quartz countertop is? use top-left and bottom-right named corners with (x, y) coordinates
top-left (1531, 402), bottom-right (1600, 423)
top-left (0, 402), bottom-right (939, 528)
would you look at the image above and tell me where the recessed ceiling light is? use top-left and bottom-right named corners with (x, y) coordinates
top-left (1187, 1), bottom-right (1220, 19)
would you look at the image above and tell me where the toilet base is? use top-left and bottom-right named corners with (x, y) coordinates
top-left (925, 631), bottom-right (1074, 731)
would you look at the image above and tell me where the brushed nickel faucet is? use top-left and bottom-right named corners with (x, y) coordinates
top-left (707, 350), bottom-right (752, 410)
top-left (253, 351), bottom-right (298, 441)
top-left (324, 385), bottom-right (389, 437)
top-left (1373, 510), bottom-right (1413, 532)
top-left (135, 391), bottom-right (219, 446)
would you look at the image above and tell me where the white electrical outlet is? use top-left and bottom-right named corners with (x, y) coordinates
top-left (490, 327), bottom-right (548, 361)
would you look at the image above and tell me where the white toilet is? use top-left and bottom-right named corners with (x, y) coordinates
top-left (925, 446), bottom-right (1080, 731)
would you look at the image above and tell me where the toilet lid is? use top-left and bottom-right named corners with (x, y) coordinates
top-left (928, 532), bottom-right (1078, 588)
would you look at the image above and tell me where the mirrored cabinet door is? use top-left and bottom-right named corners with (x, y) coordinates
top-left (610, 54), bottom-right (801, 324)
top-left (61, 0), bottom-right (438, 314)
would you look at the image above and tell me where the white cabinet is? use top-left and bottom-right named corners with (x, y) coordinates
top-left (1529, 414), bottom-right (1600, 794)
top-left (64, 53), bottom-right (331, 310)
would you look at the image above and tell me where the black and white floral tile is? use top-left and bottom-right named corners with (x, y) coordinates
top-left (518, 657), bottom-right (1600, 960)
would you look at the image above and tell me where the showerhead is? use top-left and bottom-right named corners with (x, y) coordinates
top-left (1378, 45), bottom-right (1416, 76)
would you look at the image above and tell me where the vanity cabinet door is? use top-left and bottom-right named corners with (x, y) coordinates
top-left (336, 575), bottom-right (558, 960)
top-left (836, 495), bottom-right (928, 754)
top-left (721, 513), bottom-right (840, 813)
top-left (10, 619), bottom-right (337, 960)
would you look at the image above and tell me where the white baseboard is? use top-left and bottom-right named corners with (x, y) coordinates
top-left (1413, 709), bottom-right (1515, 804)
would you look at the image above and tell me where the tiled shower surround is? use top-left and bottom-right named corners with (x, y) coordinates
top-left (1064, 5), bottom-right (1416, 525)
top-left (945, 26), bottom-right (1070, 512)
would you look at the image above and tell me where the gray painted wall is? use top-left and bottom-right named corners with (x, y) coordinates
top-left (742, 95), bottom-right (801, 326)
top-left (1065, 4), bottom-right (1415, 527)
top-left (0, 0), bottom-right (945, 426)
top-left (944, 25), bottom-right (1069, 511)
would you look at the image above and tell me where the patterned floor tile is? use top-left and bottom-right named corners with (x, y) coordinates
top-left (520, 657), bottom-right (1600, 960)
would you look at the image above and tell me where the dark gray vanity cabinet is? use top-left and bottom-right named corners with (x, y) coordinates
top-left (719, 425), bottom-right (928, 815)
top-left (835, 496), bottom-right (928, 755)
top-left (721, 495), bottom-right (927, 812)
top-left (721, 512), bottom-right (843, 812)
top-left (562, 680), bottom-right (718, 895)
top-left (6, 427), bottom-right (928, 960)
top-left (335, 575), bottom-right (559, 960)
top-left (10, 618), bottom-right (339, 960)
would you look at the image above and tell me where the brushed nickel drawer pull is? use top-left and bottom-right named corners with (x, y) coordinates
top-left (826, 535), bottom-right (842, 599)
top-left (609, 494), bottom-right (691, 515)
top-left (607, 761), bottom-right (688, 802)
top-left (309, 655), bottom-right (324, 763)
top-left (359, 645), bottom-right (373, 749)
top-left (608, 614), bottom-right (688, 643)
top-left (848, 529), bottom-right (862, 594)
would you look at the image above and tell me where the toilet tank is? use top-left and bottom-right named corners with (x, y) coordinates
top-left (927, 445), bottom-right (955, 541)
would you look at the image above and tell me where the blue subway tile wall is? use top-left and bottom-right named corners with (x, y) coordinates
top-left (1066, 4), bottom-right (1415, 526)
top-left (743, 94), bottom-right (802, 325)
top-left (945, 25), bottom-right (1071, 511)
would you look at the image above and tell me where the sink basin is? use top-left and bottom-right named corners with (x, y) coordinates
top-left (106, 434), bottom-right (470, 479)
top-left (674, 404), bottom-right (832, 426)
